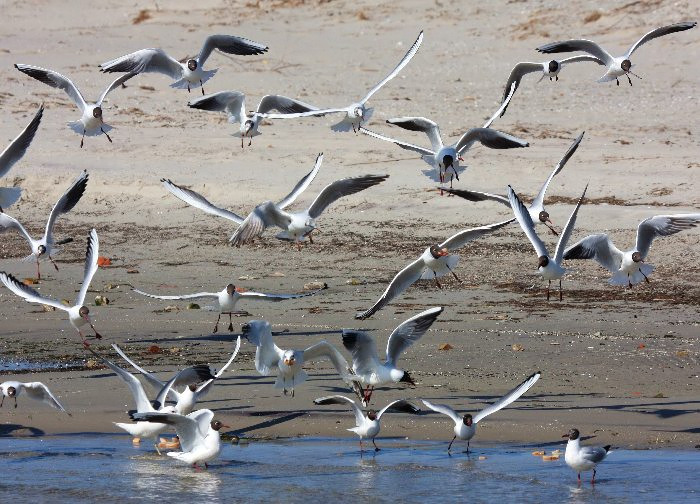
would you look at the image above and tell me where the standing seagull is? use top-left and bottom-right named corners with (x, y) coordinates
top-left (241, 320), bottom-right (355, 396)
top-left (14, 64), bottom-right (135, 147)
top-left (99, 34), bottom-right (268, 94)
top-left (498, 57), bottom-right (603, 116)
top-left (262, 31), bottom-right (423, 132)
top-left (0, 105), bottom-right (43, 212)
top-left (133, 282), bottom-right (327, 333)
top-left (508, 184), bottom-right (588, 300)
top-left (563, 214), bottom-right (700, 287)
top-left (359, 83), bottom-right (527, 188)
top-left (0, 229), bottom-right (102, 345)
top-left (343, 307), bottom-right (443, 405)
top-left (0, 170), bottom-right (88, 279)
top-left (0, 380), bottom-right (69, 413)
top-left (188, 91), bottom-right (321, 148)
top-left (563, 428), bottom-right (611, 484)
top-left (314, 395), bottom-right (420, 453)
top-left (536, 22), bottom-right (697, 86)
top-left (422, 371), bottom-right (540, 453)
top-left (355, 219), bottom-right (513, 319)
top-left (132, 409), bottom-right (228, 468)
top-left (445, 132), bottom-right (585, 235)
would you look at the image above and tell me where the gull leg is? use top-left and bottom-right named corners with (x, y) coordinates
top-left (0, 395), bottom-right (3, 407)
top-left (449, 174), bottom-right (454, 189)
top-left (372, 438), bottom-right (380, 452)
top-left (101, 127), bottom-right (112, 143)
top-left (559, 279), bottom-right (563, 301)
top-left (547, 280), bottom-right (551, 301)
top-left (626, 74), bottom-right (632, 86)
top-left (359, 440), bottom-right (363, 455)
top-left (14, 397), bottom-right (17, 408)
top-left (248, 137), bottom-right (252, 147)
top-left (352, 123), bottom-right (357, 133)
top-left (296, 241), bottom-right (302, 252)
top-left (204, 462), bottom-right (208, 469)
top-left (308, 232), bottom-right (314, 244)
top-left (241, 136), bottom-right (244, 149)
top-left (577, 473), bottom-right (581, 485)
top-left (640, 268), bottom-right (650, 284)
top-left (446, 264), bottom-right (462, 283)
top-left (447, 435), bottom-right (456, 454)
top-left (200, 81), bottom-right (205, 95)
top-left (591, 469), bottom-right (596, 484)
top-left (154, 442), bottom-right (162, 456)
top-left (628, 273), bottom-right (633, 289)
top-left (36, 258), bottom-right (41, 280)
top-left (89, 323), bottom-right (102, 340)
top-left (213, 313), bottom-right (221, 333)
top-left (546, 223), bottom-right (559, 236)
top-left (466, 440), bottom-right (470, 453)
top-left (227, 312), bottom-right (233, 332)
top-left (81, 129), bottom-right (86, 148)
top-left (555, 75), bottom-right (559, 81)
top-left (49, 256), bottom-right (59, 271)
top-left (434, 271), bottom-right (442, 290)
top-left (616, 78), bottom-right (620, 86)
top-left (79, 330), bottom-right (90, 348)
top-left (187, 83), bottom-right (191, 93)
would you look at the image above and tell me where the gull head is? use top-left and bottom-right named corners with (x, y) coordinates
top-left (6, 386), bottom-right (16, 398)
top-left (367, 410), bottom-right (378, 421)
top-left (632, 251), bottom-right (643, 263)
top-left (441, 154), bottom-right (454, 170)
top-left (211, 419), bottom-right (229, 431)
top-left (226, 283), bottom-right (236, 296)
top-left (188, 384), bottom-right (198, 392)
top-left (92, 106), bottom-right (103, 119)
top-left (429, 245), bottom-right (449, 259)
top-left (37, 244), bottom-right (47, 257)
top-left (621, 59), bottom-right (632, 72)
top-left (462, 413), bottom-right (473, 426)
top-left (187, 59), bottom-right (198, 71)
top-left (563, 427), bottom-right (579, 440)
top-left (79, 305), bottom-right (90, 321)
top-left (538, 256), bottom-right (549, 268)
top-left (538, 210), bottom-right (551, 224)
top-left (548, 60), bottom-right (560, 73)
top-left (282, 351), bottom-right (296, 367)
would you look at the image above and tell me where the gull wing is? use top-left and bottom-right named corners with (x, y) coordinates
top-left (307, 174), bottom-right (388, 219)
top-left (536, 39), bottom-right (614, 66)
top-left (386, 307), bottom-right (443, 366)
top-left (161, 178), bottom-right (244, 224)
top-left (256, 95), bottom-right (320, 115)
top-left (194, 336), bottom-right (241, 399)
top-left (243, 321), bottom-right (284, 375)
top-left (100, 48), bottom-right (183, 79)
top-left (112, 343), bottom-right (173, 400)
top-left (97, 72), bottom-right (137, 105)
top-left (625, 22), bottom-right (697, 58)
top-left (553, 184), bottom-right (588, 265)
top-left (485, 81), bottom-right (517, 126)
top-left (579, 445), bottom-right (610, 464)
top-left (277, 153), bottom-right (322, 209)
top-left (314, 395), bottom-right (364, 427)
top-left (75, 229), bottom-right (99, 306)
top-left (376, 399), bottom-right (420, 421)
top-left (44, 170), bottom-right (88, 245)
top-left (303, 341), bottom-right (352, 380)
top-left (188, 91), bottom-right (246, 124)
top-left (15, 64), bottom-right (87, 112)
top-left (473, 371), bottom-right (541, 424)
top-left (87, 347), bottom-right (154, 414)
top-left (197, 34), bottom-right (268, 64)
top-left (341, 330), bottom-right (382, 377)
top-left (563, 234), bottom-right (623, 273)
top-left (386, 117), bottom-right (443, 151)
top-left (0, 272), bottom-right (67, 311)
top-left (131, 410), bottom-right (212, 453)
top-left (23, 382), bottom-right (68, 412)
top-left (229, 202), bottom-right (292, 247)
top-left (439, 218), bottom-right (514, 251)
top-left (507, 185), bottom-right (548, 258)
top-left (0, 213), bottom-right (34, 247)
top-left (441, 188), bottom-right (509, 207)
top-left (635, 214), bottom-right (700, 259)
top-left (360, 126), bottom-right (435, 156)
top-left (421, 399), bottom-right (461, 424)
top-left (239, 283), bottom-right (327, 302)
top-left (498, 63), bottom-right (543, 117)
top-left (455, 128), bottom-right (529, 155)
top-left (132, 288), bottom-right (218, 301)
top-left (154, 365), bottom-right (215, 409)
top-left (531, 131), bottom-right (584, 213)
top-left (0, 104), bottom-right (43, 178)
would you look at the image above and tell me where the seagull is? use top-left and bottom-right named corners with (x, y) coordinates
top-left (99, 34), bottom-right (268, 94)
top-left (563, 428), bottom-right (611, 484)
top-left (355, 219), bottom-right (513, 319)
top-left (498, 57), bottom-right (604, 116)
top-left (444, 132), bottom-right (585, 235)
top-left (14, 64), bottom-right (135, 147)
top-left (0, 380), bottom-right (69, 413)
top-left (343, 307), bottom-right (443, 405)
top-left (241, 319), bottom-right (356, 396)
top-left (133, 282), bottom-right (327, 333)
top-left (0, 229), bottom-right (103, 345)
top-left (87, 346), bottom-right (214, 452)
top-left (508, 184), bottom-right (587, 300)
top-left (0, 170), bottom-right (88, 279)
top-left (313, 395), bottom-right (420, 453)
top-left (563, 214), bottom-right (700, 287)
top-left (262, 31), bottom-right (423, 132)
top-left (536, 21), bottom-right (697, 86)
top-left (0, 104), bottom-right (43, 212)
top-left (131, 409), bottom-right (229, 468)
top-left (188, 91), bottom-right (321, 148)
top-left (358, 83), bottom-right (528, 189)
top-left (422, 371), bottom-right (540, 453)
top-left (113, 337), bottom-right (240, 415)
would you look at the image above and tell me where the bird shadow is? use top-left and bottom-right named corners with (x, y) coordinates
top-left (0, 424), bottom-right (44, 437)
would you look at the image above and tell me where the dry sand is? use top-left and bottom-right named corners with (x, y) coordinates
top-left (0, 0), bottom-right (698, 450)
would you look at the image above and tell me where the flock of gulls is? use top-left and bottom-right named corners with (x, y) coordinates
top-left (0, 21), bottom-right (698, 484)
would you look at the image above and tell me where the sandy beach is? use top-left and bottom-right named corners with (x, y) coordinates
top-left (0, 0), bottom-right (698, 452)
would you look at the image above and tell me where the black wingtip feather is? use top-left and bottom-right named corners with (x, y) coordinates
top-left (604, 445), bottom-right (612, 452)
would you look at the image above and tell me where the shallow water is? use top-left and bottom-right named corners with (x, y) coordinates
top-left (0, 435), bottom-right (698, 503)
top-left (0, 359), bottom-right (81, 372)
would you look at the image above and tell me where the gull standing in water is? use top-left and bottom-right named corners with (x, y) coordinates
top-left (0, 170), bottom-right (88, 279)
top-left (536, 22), bottom-right (697, 86)
top-left (0, 229), bottom-right (103, 346)
top-left (422, 371), bottom-right (540, 453)
top-left (564, 214), bottom-right (700, 287)
top-left (314, 395), bottom-right (420, 453)
top-left (445, 132), bottom-right (585, 235)
top-left (99, 34), bottom-right (268, 94)
top-left (355, 219), bottom-right (513, 319)
top-left (262, 31), bottom-right (423, 132)
top-left (0, 104), bottom-right (43, 212)
top-left (343, 307), bottom-right (443, 405)
top-left (14, 64), bottom-right (135, 147)
top-left (188, 91), bottom-right (321, 148)
top-left (0, 380), bottom-right (69, 413)
top-left (242, 320), bottom-right (356, 397)
top-left (563, 428), bottom-right (611, 484)
top-left (508, 184), bottom-right (588, 300)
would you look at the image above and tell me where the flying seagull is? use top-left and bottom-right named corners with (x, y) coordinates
top-left (0, 380), bottom-right (69, 413)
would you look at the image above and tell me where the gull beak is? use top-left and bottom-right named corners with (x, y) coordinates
top-left (562, 433), bottom-right (570, 438)
top-left (439, 248), bottom-right (449, 257)
top-left (458, 156), bottom-right (464, 162)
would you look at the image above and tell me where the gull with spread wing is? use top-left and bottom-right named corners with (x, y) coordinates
top-left (536, 21), bottom-right (696, 86)
top-left (0, 229), bottom-right (102, 345)
top-left (14, 64), bottom-right (135, 147)
top-left (445, 132), bottom-right (585, 235)
top-left (343, 307), bottom-right (442, 405)
top-left (242, 320), bottom-right (355, 397)
top-left (188, 91), bottom-right (321, 148)
top-left (314, 395), bottom-right (420, 453)
top-left (0, 170), bottom-right (87, 279)
top-left (355, 219), bottom-right (513, 319)
top-left (422, 371), bottom-right (540, 453)
top-left (0, 104), bottom-right (43, 212)
top-left (563, 428), bottom-right (612, 484)
top-left (99, 34), bottom-right (268, 94)
top-left (508, 184), bottom-right (588, 300)
top-left (263, 31), bottom-right (423, 132)
top-left (1, 380), bottom-right (69, 413)
top-left (564, 214), bottom-right (700, 287)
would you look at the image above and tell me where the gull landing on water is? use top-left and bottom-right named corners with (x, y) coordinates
top-left (0, 170), bottom-right (87, 279)
top-left (445, 131), bottom-right (585, 235)
top-left (564, 214), bottom-right (700, 288)
top-left (563, 428), bottom-right (611, 484)
top-left (0, 229), bottom-right (103, 346)
top-left (355, 219), bottom-right (513, 319)
top-left (359, 82), bottom-right (528, 191)
top-left (133, 282), bottom-right (327, 333)
top-left (0, 381), bottom-right (69, 413)
top-left (188, 91), bottom-right (321, 148)
top-left (0, 104), bottom-right (43, 212)
top-left (422, 372), bottom-right (540, 454)
top-left (537, 21), bottom-right (697, 86)
top-left (14, 64), bottom-right (135, 148)
top-left (262, 31), bottom-right (423, 133)
top-left (99, 34), bottom-right (268, 94)
top-left (343, 307), bottom-right (443, 406)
